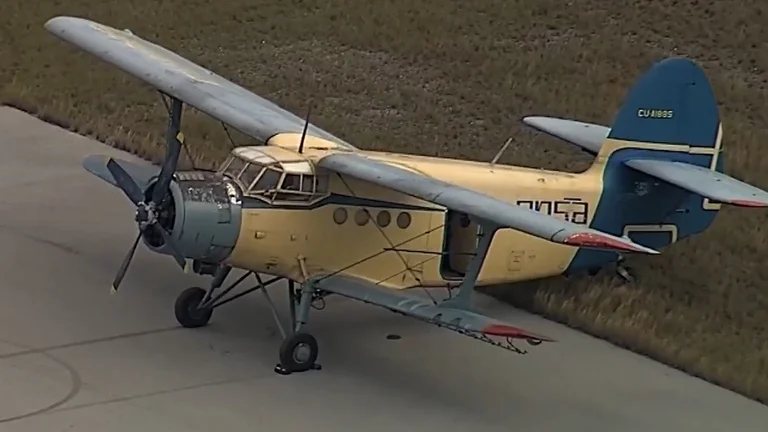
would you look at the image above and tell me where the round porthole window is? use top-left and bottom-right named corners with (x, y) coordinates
top-left (396, 211), bottom-right (411, 229)
top-left (333, 207), bottom-right (348, 224)
top-left (376, 210), bottom-right (391, 227)
top-left (355, 209), bottom-right (370, 226)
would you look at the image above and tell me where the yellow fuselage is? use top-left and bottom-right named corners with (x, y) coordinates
top-left (222, 139), bottom-right (606, 290)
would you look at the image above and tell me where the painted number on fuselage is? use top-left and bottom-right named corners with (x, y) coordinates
top-left (516, 198), bottom-right (589, 225)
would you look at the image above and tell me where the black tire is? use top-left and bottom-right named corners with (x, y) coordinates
top-left (278, 332), bottom-right (319, 372)
top-left (174, 287), bottom-right (213, 328)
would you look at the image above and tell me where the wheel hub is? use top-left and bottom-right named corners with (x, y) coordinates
top-left (293, 343), bottom-right (311, 363)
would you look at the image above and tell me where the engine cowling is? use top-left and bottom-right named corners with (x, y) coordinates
top-left (142, 170), bottom-right (243, 265)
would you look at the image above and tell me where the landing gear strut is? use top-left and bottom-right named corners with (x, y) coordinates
top-left (172, 266), bottom-right (323, 375)
top-left (273, 280), bottom-right (322, 375)
top-left (615, 255), bottom-right (636, 284)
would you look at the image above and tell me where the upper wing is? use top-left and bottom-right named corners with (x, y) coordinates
top-left (313, 275), bottom-right (555, 343)
top-left (522, 116), bottom-right (609, 155)
top-left (44, 16), bottom-right (356, 150)
top-left (625, 159), bottom-right (768, 207)
top-left (317, 153), bottom-right (658, 254)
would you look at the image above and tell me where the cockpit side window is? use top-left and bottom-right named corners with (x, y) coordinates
top-left (301, 176), bottom-right (314, 193)
top-left (281, 174), bottom-right (302, 191)
top-left (238, 163), bottom-right (332, 204)
top-left (251, 167), bottom-right (282, 192)
top-left (315, 173), bottom-right (329, 194)
top-left (238, 162), bottom-right (263, 189)
top-left (274, 173), bottom-right (309, 202)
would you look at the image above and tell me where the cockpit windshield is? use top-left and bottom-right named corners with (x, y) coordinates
top-left (222, 156), bottom-right (247, 179)
top-left (216, 148), bottom-right (330, 205)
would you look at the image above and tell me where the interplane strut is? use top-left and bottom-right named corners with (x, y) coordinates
top-left (439, 220), bottom-right (499, 310)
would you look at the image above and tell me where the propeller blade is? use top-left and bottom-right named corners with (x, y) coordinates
top-left (151, 132), bottom-right (183, 205)
top-left (158, 227), bottom-right (188, 271)
top-left (111, 231), bottom-right (142, 294)
top-left (106, 158), bottom-right (145, 206)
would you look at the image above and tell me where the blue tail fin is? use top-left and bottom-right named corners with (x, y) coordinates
top-left (603, 57), bottom-right (721, 150)
top-left (567, 57), bottom-right (724, 274)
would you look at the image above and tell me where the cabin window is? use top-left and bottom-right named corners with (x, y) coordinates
top-left (376, 210), bottom-right (391, 227)
top-left (333, 207), bottom-right (348, 224)
top-left (397, 211), bottom-right (412, 229)
top-left (354, 209), bottom-right (370, 226)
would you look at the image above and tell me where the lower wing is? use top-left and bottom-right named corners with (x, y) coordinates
top-left (313, 275), bottom-right (554, 348)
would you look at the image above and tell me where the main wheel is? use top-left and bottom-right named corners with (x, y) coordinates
top-left (174, 287), bottom-right (213, 328)
top-left (278, 332), bottom-right (319, 373)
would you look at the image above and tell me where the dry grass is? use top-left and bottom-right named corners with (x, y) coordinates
top-left (3, 0), bottom-right (768, 404)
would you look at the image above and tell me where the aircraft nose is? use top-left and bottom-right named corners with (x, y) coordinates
top-left (161, 172), bottom-right (243, 265)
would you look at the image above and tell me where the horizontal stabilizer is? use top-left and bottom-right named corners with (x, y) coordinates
top-left (313, 275), bottom-right (555, 343)
top-left (522, 116), bottom-right (609, 155)
top-left (82, 155), bottom-right (160, 191)
top-left (625, 159), bottom-right (768, 207)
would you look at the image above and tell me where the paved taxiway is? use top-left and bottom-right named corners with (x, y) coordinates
top-left (0, 106), bottom-right (766, 431)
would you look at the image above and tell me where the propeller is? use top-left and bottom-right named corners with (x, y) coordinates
top-left (106, 158), bottom-right (188, 293)
top-left (107, 99), bottom-right (189, 293)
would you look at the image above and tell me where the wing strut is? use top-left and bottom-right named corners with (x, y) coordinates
top-left (440, 220), bottom-right (499, 310)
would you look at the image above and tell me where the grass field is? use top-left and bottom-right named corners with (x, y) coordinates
top-left (3, 0), bottom-right (768, 403)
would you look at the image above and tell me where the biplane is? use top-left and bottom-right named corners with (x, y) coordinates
top-left (44, 16), bottom-right (768, 375)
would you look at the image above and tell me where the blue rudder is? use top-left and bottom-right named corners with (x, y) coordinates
top-left (566, 57), bottom-right (723, 275)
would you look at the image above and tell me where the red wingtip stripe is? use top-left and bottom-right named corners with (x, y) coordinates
top-left (481, 324), bottom-right (555, 342)
top-left (729, 199), bottom-right (768, 208)
top-left (563, 232), bottom-right (644, 253)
